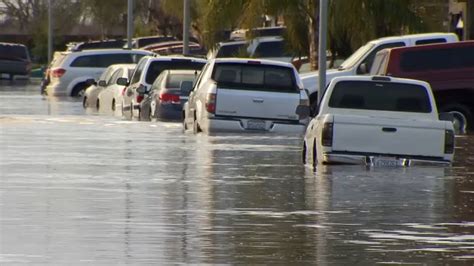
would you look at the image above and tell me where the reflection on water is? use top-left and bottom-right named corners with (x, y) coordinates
top-left (1, 83), bottom-right (473, 264)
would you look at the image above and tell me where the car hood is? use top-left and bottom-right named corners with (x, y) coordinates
top-left (300, 68), bottom-right (352, 94)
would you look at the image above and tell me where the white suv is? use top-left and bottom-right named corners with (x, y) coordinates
top-left (45, 49), bottom-right (152, 97)
top-left (183, 58), bottom-right (310, 134)
top-left (120, 55), bottom-right (206, 120)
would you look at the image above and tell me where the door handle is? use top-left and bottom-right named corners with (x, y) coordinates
top-left (253, 98), bottom-right (264, 103)
top-left (382, 127), bottom-right (397, 132)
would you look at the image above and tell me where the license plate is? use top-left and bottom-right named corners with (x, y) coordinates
top-left (372, 157), bottom-right (406, 167)
top-left (246, 120), bottom-right (266, 130)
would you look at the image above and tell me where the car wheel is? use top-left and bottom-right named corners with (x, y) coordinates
top-left (440, 103), bottom-right (472, 134)
top-left (83, 96), bottom-right (88, 108)
top-left (312, 139), bottom-right (317, 166)
top-left (71, 83), bottom-right (88, 97)
top-left (193, 118), bottom-right (201, 134)
top-left (302, 141), bottom-right (307, 164)
top-left (183, 112), bottom-right (188, 130)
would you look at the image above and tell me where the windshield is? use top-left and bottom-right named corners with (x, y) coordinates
top-left (0, 44), bottom-right (29, 60)
top-left (216, 43), bottom-right (247, 58)
top-left (338, 43), bottom-right (375, 70)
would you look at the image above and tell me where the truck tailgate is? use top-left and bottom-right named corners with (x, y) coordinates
top-left (215, 88), bottom-right (300, 121)
top-left (332, 115), bottom-right (446, 157)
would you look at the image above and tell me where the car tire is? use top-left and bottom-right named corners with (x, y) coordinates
top-left (193, 119), bottom-right (201, 134)
top-left (71, 83), bottom-right (88, 97)
top-left (83, 96), bottom-right (88, 108)
top-left (183, 112), bottom-right (188, 131)
top-left (302, 141), bottom-right (307, 164)
top-left (312, 139), bottom-right (317, 166)
top-left (129, 103), bottom-right (134, 120)
top-left (440, 103), bottom-right (472, 134)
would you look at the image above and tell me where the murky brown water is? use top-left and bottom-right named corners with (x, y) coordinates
top-left (1, 81), bottom-right (474, 264)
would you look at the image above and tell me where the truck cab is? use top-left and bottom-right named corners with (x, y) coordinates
top-left (300, 33), bottom-right (459, 112)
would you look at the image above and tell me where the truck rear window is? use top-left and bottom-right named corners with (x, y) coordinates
top-left (145, 61), bottom-right (205, 84)
top-left (328, 80), bottom-right (432, 113)
top-left (400, 46), bottom-right (474, 72)
top-left (212, 63), bottom-right (297, 92)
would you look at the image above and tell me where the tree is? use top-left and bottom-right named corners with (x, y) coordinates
top-left (81, 0), bottom-right (127, 39)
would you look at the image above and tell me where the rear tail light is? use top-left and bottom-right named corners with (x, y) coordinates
top-left (51, 68), bottom-right (66, 78)
top-left (321, 122), bottom-right (333, 147)
top-left (159, 92), bottom-right (180, 104)
top-left (136, 94), bottom-right (144, 103)
top-left (205, 93), bottom-right (217, 114)
top-left (444, 129), bottom-right (455, 154)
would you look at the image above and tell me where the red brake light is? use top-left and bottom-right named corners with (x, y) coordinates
top-left (136, 94), bottom-right (144, 103)
top-left (159, 92), bottom-right (180, 104)
top-left (51, 68), bottom-right (66, 78)
top-left (205, 93), bottom-right (216, 113)
top-left (321, 122), bottom-right (333, 147)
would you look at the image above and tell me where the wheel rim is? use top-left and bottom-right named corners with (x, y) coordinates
top-left (450, 111), bottom-right (467, 134)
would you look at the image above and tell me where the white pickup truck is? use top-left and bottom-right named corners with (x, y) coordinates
top-left (300, 33), bottom-right (458, 112)
top-left (303, 76), bottom-right (455, 166)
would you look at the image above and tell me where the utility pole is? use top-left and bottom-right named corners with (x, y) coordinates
top-left (317, 0), bottom-right (328, 105)
top-left (183, 0), bottom-right (190, 55)
top-left (47, 0), bottom-right (52, 63)
top-left (127, 0), bottom-right (134, 49)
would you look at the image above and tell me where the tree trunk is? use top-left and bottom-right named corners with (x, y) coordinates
top-left (308, 0), bottom-right (319, 71)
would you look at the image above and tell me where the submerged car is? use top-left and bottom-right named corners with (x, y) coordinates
top-left (97, 64), bottom-right (136, 116)
top-left (0, 42), bottom-right (31, 80)
top-left (139, 70), bottom-right (198, 121)
top-left (303, 76), bottom-right (455, 166)
top-left (183, 58), bottom-right (310, 134)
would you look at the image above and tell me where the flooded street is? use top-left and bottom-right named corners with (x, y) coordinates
top-left (1, 81), bottom-right (474, 264)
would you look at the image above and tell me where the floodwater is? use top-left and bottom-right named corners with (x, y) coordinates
top-left (1, 80), bottom-right (473, 265)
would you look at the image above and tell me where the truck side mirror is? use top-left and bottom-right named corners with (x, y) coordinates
top-left (97, 80), bottom-right (107, 87)
top-left (358, 63), bottom-right (368, 74)
top-left (136, 84), bottom-right (148, 95)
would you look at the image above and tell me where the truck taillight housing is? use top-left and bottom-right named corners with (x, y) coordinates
top-left (444, 129), bottom-right (455, 154)
top-left (51, 68), bottom-right (66, 78)
top-left (321, 122), bottom-right (333, 147)
top-left (205, 93), bottom-right (216, 114)
top-left (136, 95), bottom-right (144, 103)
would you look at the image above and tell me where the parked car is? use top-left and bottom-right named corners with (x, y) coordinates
top-left (300, 32), bottom-right (459, 112)
top-left (183, 58), bottom-right (310, 134)
top-left (303, 76), bottom-right (455, 166)
top-left (247, 36), bottom-right (293, 63)
top-left (45, 49), bottom-right (152, 97)
top-left (138, 70), bottom-right (198, 121)
top-left (95, 64), bottom-right (136, 115)
top-left (67, 39), bottom-right (126, 52)
top-left (370, 41), bottom-right (474, 133)
top-left (0, 42), bottom-right (32, 80)
top-left (40, 51), bottom-right (66, 94)
top-left (120, 55), bottom-right (206, 120)
top-left (82, 66), bottom-right (115, 108)
top-left (207, 40), bottom-right (249, 59)
top-left (230, 26), bottom-right (286, 40)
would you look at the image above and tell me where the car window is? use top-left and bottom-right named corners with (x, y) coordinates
top-left (370, 52), bottom-right (388, 75)
top-left (400, 46), bottom-right (474, 72)
top-left (357, 42), bottom-right (406, 74)
top-left (253, 41), bottom-right (290, 58)
top-left (130, 59), bottom-right (147, 84)
top-left (152, 71), bottom-right (167, 90)
top-left (166, 73), bottom-right (196, 88)
top-left (212, 63), bottom-right (297, 92)
top-left (70, 53), bottom-right (134, 68)
top-left (216, 43), bottom-right (247, 58)
top-left (193, 63), bottom-right (209, 89)
top-left (145, 60), bottom-right (205, 84)
top-left (131, 53), bottom-right (147, 63)
top-left (0, 44), bottom-right (29, 60)
top-left (415, 38), bottom-right (447, 45)
top-left (99, 67), bottom-right (114, 81)
top-left (328, 80), bottom-right (432, 113)
top-left (109, 69), bottom-right (123, 85)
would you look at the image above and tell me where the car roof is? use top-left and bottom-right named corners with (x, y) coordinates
top-left (212, 58), bottom-right (294, 68)
top-left (386, 40), bottom-right (474, 53)
top-left (370, 32), bottom-right (458, 44)
top-left (145, 55), bottom-right (207, 63)
top-left (69, 48), bottom-right (152, 55)
top-left (331, 75), bottom-right (430, 87)
top-left (0, 42), bottom-right (27, 48)
top-left (165, 69), bottom-right (199, 75)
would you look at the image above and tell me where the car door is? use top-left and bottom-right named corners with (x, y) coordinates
top-left (123, 59), bottom-right (147, 110)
